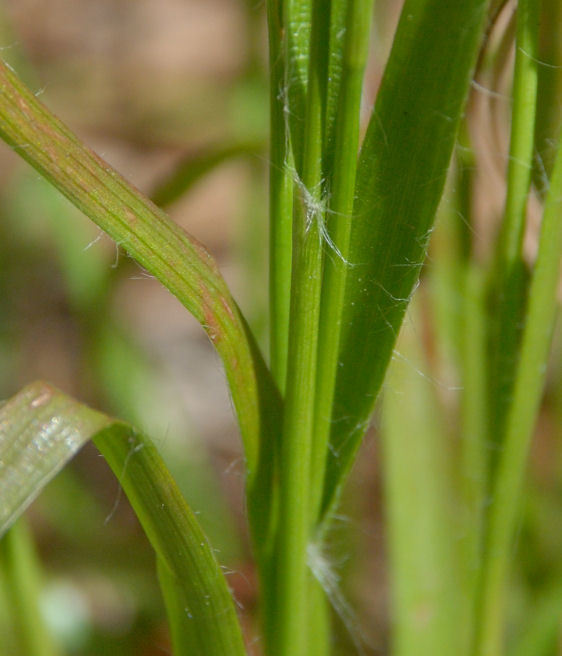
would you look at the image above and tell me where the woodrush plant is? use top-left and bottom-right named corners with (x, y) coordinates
top-left (0, 0), bottom-right (561, 655)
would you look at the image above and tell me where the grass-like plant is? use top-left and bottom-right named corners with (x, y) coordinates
top-left (0, 0), bottom-right (561, 654)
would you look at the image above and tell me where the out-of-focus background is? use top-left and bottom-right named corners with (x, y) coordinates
top-left (0, 1), bottom-right (561, 654)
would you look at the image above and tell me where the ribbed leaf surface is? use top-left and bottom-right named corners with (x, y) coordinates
top-left (0, 381), bottom-right (247, 656)
top-left (323, 0), bottom-right (490, 515)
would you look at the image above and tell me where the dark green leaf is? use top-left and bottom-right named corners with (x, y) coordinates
top-left (322, 0), bottom-right (490, 517)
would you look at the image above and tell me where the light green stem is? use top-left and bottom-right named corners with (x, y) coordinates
top-left (499, 0), bottom-right (539, 266)
top-left (267, 0), bottom-right (293, 390)
top-left (488, 0), bottom-right (539, 437)
top-left (460, 264), bottom-right (488, 562)
top-left (474, 124), bottom-right (562, 656)
top-left (312, 0), bottom-right (374, 524)
top-left (0, 520), bottom-right (60, 656)
top-left (273, 0), bottom-right (326, 653)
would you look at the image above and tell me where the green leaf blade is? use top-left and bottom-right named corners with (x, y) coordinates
top-left (322, 0), bottom-right (490, 517)
top-left (382, 315), bottom-right (468, 656)
top-left (0, 383), bottom-right (107, 533)
top-left (0, 61), bottom-right (282, 557)
top-left (0, 382), bottom-right (247, 656)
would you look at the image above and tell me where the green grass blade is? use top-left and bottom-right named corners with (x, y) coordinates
top-left (312, 0), bottom-right (374, 523)
top-left (272, 1), bottom-right (329, 652)
top-left (473, 126), bottom-right (562, 656)
top-left (0, 61), bottom-right (281, 553)
top-left (496, 0), bottom-right (539, 268)
top-left (0, 519), bottom-right (61, 656)
top-left (151, 139), bottom-right (265, 209)
top-left (321, 0), bottom-right (347, 180)
top-left (382, 314), bottom-right (467, 656)
top-left (0, 381), bottom-right (247, 656)
top-left (321, 0), bottom-right (490, 519)
top-left (157, 556), bottom-right (209, 655)
top-left (267, 0), bottom-right (294, 389)
top-left (488, 0), bottom-right (539, 443)
top-left (509, 585), bottom-right (562, 656)
top-left (533, 0), bottom-right (562, 184)
top-left (284, 0), bottom-right (311, 174)
top-left (451, 136), bottom-right (489, 617)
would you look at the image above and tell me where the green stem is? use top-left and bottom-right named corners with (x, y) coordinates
top-left (488, 0), bottom-right (539, 438)
top-left (500, 0), bottom-right (540, 262)
top-left (151, 139), bottom-right (266, 209)
top-left (460, 264), bottom-right (488, 562)
top-left (312, 0), bottom-right (374, 524)
top-left (0, 520), bottom-right (60, 656)
top-left (474, 124), bottom-right (562, 656)
top-left (383, 310), bottom-right (465, 656)
top-left (533, 0), bottom-right (562, 183)
top-left (267, 0), bottom-right (294, 390)
top-left (273, 0), bottom-right (327, 653)
top-left (454, 135), bottom-right (489, 628)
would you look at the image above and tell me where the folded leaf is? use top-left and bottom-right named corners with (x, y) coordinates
top-left (0, 381), bottom-right (247, 656)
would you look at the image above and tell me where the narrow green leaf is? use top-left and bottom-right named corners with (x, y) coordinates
top-left (0, 520), bottom-right (61, 656)
top-left (488, 0), bottom-right (539, 446)
top-left (284, 0), bottom-right (312, 173)
top-left (322, 0), bottom-right (490, 518)
top-left (533, 0), bottom-right (562, 184)
top-left (0, 381), bottom-right (247, 656)
top-left (272, 1), bottom-right (329, 652)
top-left (382, 313), bottom-right (467, 656)
top-left (312, 0), bottom-right (374, 522)
top-left (267, 0), bottom-right (294, 390)
top-left (0, 61), bottom-right (281, 554)
top-left (321, 0), bottom-right (357, 181)
top-left (451, 136), bottom-right (489, 611)
top-left (151, 139), bottom-right (265, 209)
top-left (510, 585), bottom-right (562, 656)
top-left (473, 123), bottom-right (562, 656)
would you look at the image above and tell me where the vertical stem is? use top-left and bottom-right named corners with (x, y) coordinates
top-left (312, 0), bottom-right (374, 523)
top-left (488, 0), bottom-right (539, 437)
top-left (268, 0), bottom-right (293, 390)
top-left (474, 125), bottom-right (562, 656)
top-left (0, 519), bottom-right (60, 656)
top-left (383, 309), bottom-right (465, 656)
top-left (273, 0), bottom-right (327, 653)
top-left (499, 0), bottom-right (540, 266)
top-left (533, 0), bottom-right (562, 182)
top-left (474, 2), bottom-right (541, 652)
top-left (455, 136), bottom-right (489, 637)
top-left (460, 264), bottom-right (488, 556)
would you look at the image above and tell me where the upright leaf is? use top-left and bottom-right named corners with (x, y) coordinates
top-left (322, 0), bottom-right (490, 517)
top-left (383, 313), bottom-right (467, 656)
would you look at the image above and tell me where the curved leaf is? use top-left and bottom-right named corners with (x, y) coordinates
top-left (322, 0), bottom-right (490, 517)
top-left (0, 381), bottom-right (247, 656)
top-left (0, 62), bottom-right (281, 551)
top-left (151, 139), bottom-right (265, 208)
